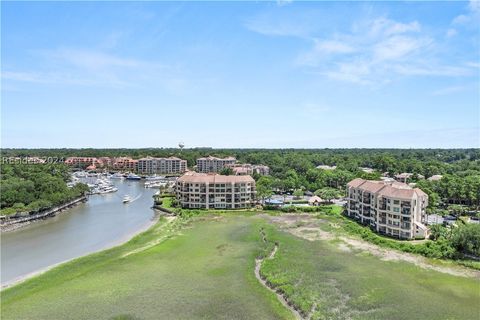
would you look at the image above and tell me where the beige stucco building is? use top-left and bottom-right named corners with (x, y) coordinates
top-left (176, 172), bottom-right (256, 209)
top-left (346, 178), bottom-right (429, 239)
top-left (196, 156), bottom-right (236, 173)
top-left (137, 156), bottom-right (187, 174)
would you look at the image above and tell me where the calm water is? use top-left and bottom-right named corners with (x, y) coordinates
top-left (1, 180), bottom-right (157, 286)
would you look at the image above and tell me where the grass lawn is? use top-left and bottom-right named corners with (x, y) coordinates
top-left (0, 215), bottom-right (293, 320)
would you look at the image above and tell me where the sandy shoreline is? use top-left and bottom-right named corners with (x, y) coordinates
top-left (1, 213), bottom-right (161, 290)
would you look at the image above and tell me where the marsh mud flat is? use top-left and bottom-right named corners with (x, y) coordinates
top-left (255, 228), bottom-right (304, 320)
top-left (262, 213), bottom-right (480, 279)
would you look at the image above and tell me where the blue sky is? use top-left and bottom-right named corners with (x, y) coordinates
top-left (1, 1), bottom-right (479, 148)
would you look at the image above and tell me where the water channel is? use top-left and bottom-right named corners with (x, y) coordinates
top-left (1, 179), bottom-right (157, 287)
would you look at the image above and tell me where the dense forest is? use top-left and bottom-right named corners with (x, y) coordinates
top-left (2, 148), bottom-right (480, 212)
top-left (0, 163), bottom-right (89, 215)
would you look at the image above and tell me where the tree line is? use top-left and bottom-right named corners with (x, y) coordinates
top-left (2, 148), bottom-right (479, 211)
top-left (0, 163), bottom-right (89, 215)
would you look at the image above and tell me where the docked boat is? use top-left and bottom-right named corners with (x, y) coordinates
top-left (123, 195), bottom-right (132, 203)
top-left (110, 172), bottom-right (124, 179)
top-left (126, 173), bottom-right (141, 180)
top-left (144, 181), bottom-right (166, 188)
top-left (98, 186), bottom-right (118, 194)
top-left (145, 175), bottom-right (165, 181)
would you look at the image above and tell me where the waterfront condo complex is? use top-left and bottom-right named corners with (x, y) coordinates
top-left (346, 178), bottom-right (429, 240)
top-left (137, 156), bottom-right (187, 174)
top-left (175, 172), bottom-right (256, 209)
top-left (196, 156), bottom-right (236, 173)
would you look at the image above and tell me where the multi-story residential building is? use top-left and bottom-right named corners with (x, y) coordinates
top-left (253, 165), bottom-right (270, 176)
top-left (65, 157), bottom-right (97, 167)
top-left (137, 156), bottom-right (187, 174)
top-left (228, 163), bottom-right (270, 176)
top-left (196, 156), bottom-right (236, 173)
top-left (112, 157), bottom-right (138, 171)
top-left (346, 178), bottom-right (429, 240)
top-left (97, 157), bottom-right (112, 168)
top-left (176, 172), bottom-right (256, 209)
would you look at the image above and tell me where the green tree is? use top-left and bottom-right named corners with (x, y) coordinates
top-left (219, 167), bottom-right (234, 175)
top-left (293, 189), bottom-right (304, 199)
top-left (315, 187), bottom-right (339, 203)
top-left (451, 224), bottom-right (480, 257)
top-left (257, 176), bottom-right (274, 202)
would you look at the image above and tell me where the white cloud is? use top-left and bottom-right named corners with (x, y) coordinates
top-left (303, 102), bottom-right (330, 114)
top-left (368, 18), bottom-right (421, 37)
top-left (295, 16), bottom-right (471, 85)
top-left (42, 48), bottom-right (143, 71)
top-left (431, 85), bottom-right (468, 96)
top-left (2, 47), bottom-right (190, 92)
top-left (2, 71), bottom-right (42, 82)
top-left (469, 0), bottom-right (480, 13)
top-left (373, 36), bottom-right (429, 61)
top-left (392, 64), bottom-right (471, 77)
top-left (276, 0), bottom-right (293, 7)
top-left (452, 0), bottom-right (480, 25)
top-left (446, 28), bottom-right (457, 37)
top-left (244, 14), bottom-right (310, 38)
top-left (314, 40), bottom-right (355, 54)
top-left (466, 61), bottom-right (480, 68)
top-left (246, 6), bottom-right (477, 86)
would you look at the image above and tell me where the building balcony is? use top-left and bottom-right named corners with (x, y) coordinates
top-left (401, 223), bottom-right (411, 229)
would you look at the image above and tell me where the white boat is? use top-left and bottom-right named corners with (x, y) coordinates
top-left (144, 181), bottom-right (166, 188)
top-left (123, 195), bottom-right (132, 203)
top-left (110, 172), bottom-right (124, 179)
top-left (145, 175), bottom-right (165, 181)
top-left (98, 186), bottom-right (118, 194)
top-left (126, 173), bottom-right (141, 180)
top-left (74, 171), bottom-right (88, 178)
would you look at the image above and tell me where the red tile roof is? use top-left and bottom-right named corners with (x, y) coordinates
top-left (177, 172), bottom-right (254, 184)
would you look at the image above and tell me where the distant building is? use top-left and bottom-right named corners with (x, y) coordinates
top-left (137, 156), bottom-right (187, 174)
top-left (316, 165), bottom-right (337, 170)
top-left (427, 175), bottom-right (443, 182)
top-left (196, 156), bottom-right (236, 173)
top-left (394, 173), bottom-right (413, 183)
top-left (97, 157), bottom-right (112, 168)
top-left (112, 157), bottom-right (138, 171)
top-left (426, 214), bottom-right (444, 225)
top-left (395, 172), bottom-right (424, 183)
top-left (360, 167), bottom-right (375, 174)
top-left (346, 178), bottom-right (429, 239)
top-left (253, 165), bottom-right (270, 176)
top-left (229, 163), bottom-right (270, 176)
top-left (175, 172), bottom-right (256, 209)
top-left (308, 195), bottom-right (323, 206)
top-left (65, 157), bottom-right (97, 167)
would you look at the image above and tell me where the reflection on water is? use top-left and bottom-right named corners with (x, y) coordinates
top-left (1, 180), bottom-right (156, 286)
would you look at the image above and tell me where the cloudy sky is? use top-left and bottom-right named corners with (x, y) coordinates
top-left (2, 1), bottom-right (479, 148)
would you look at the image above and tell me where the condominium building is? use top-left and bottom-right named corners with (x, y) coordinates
top-left (112, 157), bottom-right (138, 171)
top-left (196, 156), bottom-right (236, 173)
top-left (346, 178), bottom-right (429, 239)
top-left (228, 163), bottom-right (270, 176)
top-left (176, 172), bottom-right (256, 209)
top-left (137, 156), bottom-right (187, 174)
top-left (65, 157), bottom-right (97, 167)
